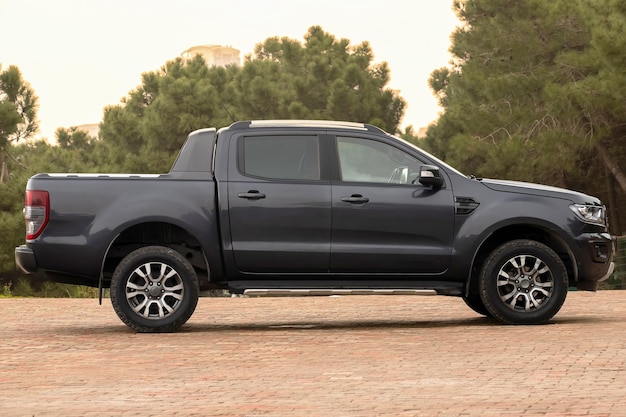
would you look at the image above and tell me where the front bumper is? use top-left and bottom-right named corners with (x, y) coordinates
top-left (575, 233), bottom-right (615, 291)
top-left (599, 261), bottom-right (615, 282)
top-left (15, 245), bottom-right (38, 274)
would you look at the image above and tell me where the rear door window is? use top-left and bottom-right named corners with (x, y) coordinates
top-left (239, 135), bottom-right (320, 180)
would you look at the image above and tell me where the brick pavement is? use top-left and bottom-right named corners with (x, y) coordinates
top-left (1, 291), bottom-right (626, 416)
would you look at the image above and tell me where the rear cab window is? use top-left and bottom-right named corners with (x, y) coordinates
top-left (238, 135), bottom-right (320, 181)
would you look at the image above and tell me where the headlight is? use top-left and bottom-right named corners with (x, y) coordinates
top-left (569, 204), bottom-right (606, 225)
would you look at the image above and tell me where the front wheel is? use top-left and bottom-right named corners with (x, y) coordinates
top-left (110, 246), bottom-right (199, 333)
top-left (462, 292), bottom-right (492, 317)
top-left (479, 240), bottom-right (568, 324)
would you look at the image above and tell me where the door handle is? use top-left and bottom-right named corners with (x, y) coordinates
top-left (341, 195), bottom-right (369, 204)
top-left (238, 191), bottom-right (266, 199)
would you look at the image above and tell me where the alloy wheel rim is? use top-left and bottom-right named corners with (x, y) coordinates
top-left (125, 262), bottom-right (184, 319)
top-left (496, 254), bottom-right (554, 312)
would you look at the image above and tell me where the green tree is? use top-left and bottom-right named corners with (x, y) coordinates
top-left (0, 173), bottom-right (27, 276)
top-left (235, 26), bottom-right (405, 132)
top-left (53, 126), bottom-right (112, 172)
top-left (426, 0), bottom-right (626, 196)
top-left (56, 126), bottom-right (94, 150)
top-left (426, 0), bottom-right (586, 183)
top-left (100, 56), bottom-right (238, 173)
top-left (546, 0), bottom-right (626, 194)
top-left (0, 65), bottom-right (38, 183)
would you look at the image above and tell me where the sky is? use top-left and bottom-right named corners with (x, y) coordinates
top-left (0, 0), bottom-right (459, 142)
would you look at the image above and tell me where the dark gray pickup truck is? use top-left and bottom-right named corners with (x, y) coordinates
top-left (15, 120), bottom-right (615, 332)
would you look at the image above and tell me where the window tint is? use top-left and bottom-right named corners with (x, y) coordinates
top-left (241, 135), bottom-right (320, 180)
top-left (337, 136), bottom-right (420, 184)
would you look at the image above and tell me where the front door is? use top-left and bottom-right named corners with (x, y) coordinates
top-left (227, 134), bottom-right (331, 273)
top-left (330, 136), bottom-right (455, 274)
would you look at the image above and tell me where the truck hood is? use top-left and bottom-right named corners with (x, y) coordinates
top-left (480, 178), bottom-right (602, 205)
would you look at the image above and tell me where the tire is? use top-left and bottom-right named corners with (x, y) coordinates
top-left (462, 292), bottom-right (492, 317)
top-left (110, 246), bottom-right (199, 333)
top-left (479, 240), bottom-right (568, 325)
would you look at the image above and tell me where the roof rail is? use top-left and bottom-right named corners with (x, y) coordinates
top-left (249, 119), bottom-right (366, 129)
top-left (227, 120), bottom-right (388, 133)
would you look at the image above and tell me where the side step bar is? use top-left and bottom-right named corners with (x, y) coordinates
top-left (242, 289), bottom-right (438, 297)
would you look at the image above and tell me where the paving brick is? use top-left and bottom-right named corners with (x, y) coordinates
top-left (1, 291), bottom-right (625, 416)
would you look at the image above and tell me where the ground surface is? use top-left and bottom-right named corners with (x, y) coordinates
top-left (1, 291), bottom-right (626, 416)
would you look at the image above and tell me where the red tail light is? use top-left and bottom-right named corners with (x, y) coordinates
top-left (24, 190), bottom-right (49, 240)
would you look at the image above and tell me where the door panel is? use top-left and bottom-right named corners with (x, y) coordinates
top-left (331, 184), bottom-right (454, 273)
top-left (330, 136), bottom-right (455, 274)
top-left (227, 134), bottom-right (331, 273)
top-left (229, 182), bottom-right (331, 272)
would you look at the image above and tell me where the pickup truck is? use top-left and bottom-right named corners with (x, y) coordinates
top-left (15, 120), bottom-right (615, 332)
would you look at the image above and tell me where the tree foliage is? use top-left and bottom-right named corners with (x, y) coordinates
top-left (100, 57), bottom-right (237, 172)
top-left (100, 26), bottom-right (405, 173)
top-left (425, 0), bottom-right (626, 195)
top-left (0, 64), bottom-right (38, 183)
top-left (237, 26), bottom-right (405, 131)
top-left (548, 0), bottom-right (626, 192)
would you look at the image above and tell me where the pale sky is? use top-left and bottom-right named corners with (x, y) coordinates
top-left (0, 0), bottom-right (458, 141)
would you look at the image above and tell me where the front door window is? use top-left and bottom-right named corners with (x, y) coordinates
top-left (336, 136), bottom-right (421, 184)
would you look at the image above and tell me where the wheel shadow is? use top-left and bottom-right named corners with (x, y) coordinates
top-left (47, 313), bottom-right (608, 335)
top-left (184, 316), bottom-right (503, 333)
top-left (183, 314), bottom-right (609, 333)
top-left (49, 316), bottom-right (498, 335)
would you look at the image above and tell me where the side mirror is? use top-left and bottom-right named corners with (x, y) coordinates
top-left (419, 165), bottom-right (444, 189)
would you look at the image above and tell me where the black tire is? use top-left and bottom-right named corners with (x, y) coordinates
top-left (462, 292), bottom-right (492, 317)
top-left (479, 240), bottom-right (568, 325)
top-left (110, 246), bottom-right (199, 333)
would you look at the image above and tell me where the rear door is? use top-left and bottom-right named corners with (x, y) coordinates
top-left (227, 133), bottom-right (331, 273)
top-left (330, 135), bottom-right (455, 274)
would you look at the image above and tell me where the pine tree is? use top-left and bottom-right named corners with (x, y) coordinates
top-left (0, 65), bottom-right (38, 183)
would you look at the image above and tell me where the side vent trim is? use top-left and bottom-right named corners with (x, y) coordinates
top-left (455, 197), bottom-right (480, 215)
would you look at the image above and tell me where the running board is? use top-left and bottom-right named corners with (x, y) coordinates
top-left (242, 289), bottom-right (438, 297)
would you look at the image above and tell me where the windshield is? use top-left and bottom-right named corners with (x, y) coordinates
top-left (390, 134), bottom-right (466, 177)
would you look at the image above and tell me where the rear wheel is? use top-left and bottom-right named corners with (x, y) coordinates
top-left (110, 246), bottom-right (199, 333)
top-left (479, 240), bottom-right (568, 324)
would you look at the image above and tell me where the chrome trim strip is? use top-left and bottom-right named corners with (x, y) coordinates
top-left (242, 289), bottom-right (438, 296)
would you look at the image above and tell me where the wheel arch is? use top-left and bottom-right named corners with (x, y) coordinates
top-left (100, 221), bottom-right (212, 290)
top-left (465, 223), bottom-right (577, 297)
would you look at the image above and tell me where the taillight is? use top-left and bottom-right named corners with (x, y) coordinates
top-left (24, 190), bottom-right (49, 240)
